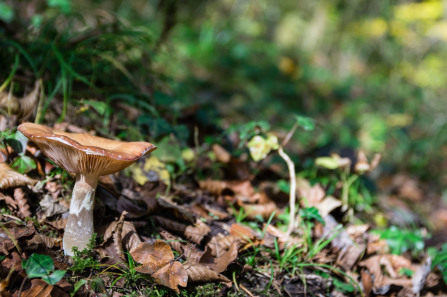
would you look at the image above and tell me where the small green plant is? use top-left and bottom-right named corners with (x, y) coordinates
top-left (373, 226), bottom-right (427, 255)
top-left (22, 253), bottom-right (66, 285)
top-left (69, 233), bottom-right (101, 274)
top-left (428, 243), bottom-right (447, 284)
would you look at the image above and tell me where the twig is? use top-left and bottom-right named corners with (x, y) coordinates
top-left (278, 147), bottom-right (297, 236)
top-left (280, 122), bottom-right (298, 148)
top-left (240, 284), bottom-right (256, 297)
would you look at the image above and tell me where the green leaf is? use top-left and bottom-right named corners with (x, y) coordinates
top-left (315, 156), bottom-right (339, 170)
top-left (0, 2), bottom-right (14, 23)
top-left (42, 269), bottom-right (65, 285)
top-left (295, 115), bottom-right (315, 131)
top-left (71, 279), bottom-right (87, 297)
top-left (47, 0), bottom-right (71, 14)
top-left (22, 254), bottom-right (54, 278)
top-left (82, 100), bottom-right (107, 116)
top-left (11, 155), bottom-right (36, 174)
top-left (22, 254), bottom-right (66, 285)
top-left (299, 207), bottom-right (325, 225)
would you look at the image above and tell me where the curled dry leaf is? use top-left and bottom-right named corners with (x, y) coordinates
top-left (354, 151), bottom-right (370, 173)
top-left (13, 187), bottom-right (31, 218)
top-left (184, 220), bottom-right (210, 245)
top-left (37, 195), bottom-right (69, 221)
top-left (0, 162), bottom-right (36, 189)
top-left (20, 279), bottom-right (69, 297)
top-left (0, 80), bottom-right (40, 119)
top-left (27, 234), bottom-right (60, 249)
top-left (98, 211), bottom-right (129, 264)
top-left (359, 254), bottom-right (416, 294)
top-left (130, 240), bottom-right (188, 293)
top-left (207, 234), bottom-right (240, 257)
top-left (153, 216), bottom-right (187, 234)
top-left (198, 241), bottom-right (238, 273)
top-left (159, 230), bottom-right (184, 254)
top-left (241, 201), bottom-right (277, 220)
top-left (183, 262), bottom-right (230, 283)
top-left (212, 144), bottom-right (231, 163)
top-left (199, 180), bottom-right (254, 197)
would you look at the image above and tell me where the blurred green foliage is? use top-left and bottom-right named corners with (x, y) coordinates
top-left (1, 0), bottom-right (447, 183)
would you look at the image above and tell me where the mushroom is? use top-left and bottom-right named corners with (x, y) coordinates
top-left (18, 123), bottom-right (156, 256)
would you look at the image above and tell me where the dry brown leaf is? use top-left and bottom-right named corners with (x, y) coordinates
top-left (131, 240), bottom-right (188, 293)
top-left (156, 196), bottom-right (195, 223)
top-left (298, 180), bottom-right (325, 207)
top-left (37, 195), bottom-right (68, 220)
top-left (198, 241), bottom-right (238, 273)
top-left (27, 234), bottom-right (59, 249)
top-left (153, 216), bottom-right (187, 234)
top-left (159, 230), bottom-right (184, 254)
top-left (199, 180), bottom-right (254, 197)
top-left (46, 219), bottom-right (67, 230)
top-left (355, 151), bottom-right (370, 173)
top-left (183, 262), bottom-right (230, 283)
top-left (45, 181), bottom-right (61, 200)
top-left (184, 220), bottom-right (210, 245)
top-left (263, 225), bottom-right (302, 250)
top-left (98, 211), bottom-right (128, 264)
top-left (13, 188), bottom-right (31, 218)
top-left (229, 224), bottom-right (257, 241)
top-left (241, 201), bottom-right (277, 220)
top-left (207, 234), bottom-right (239, 257)
top-left (212, 144), bottom-right (231, 163)
top-left (0, 163), bottom-right (36, 189)
top-left (359, 254), bottom-right (416, 294)
top-left (103, 220), bottom-right (141, 253)
top-left (0, 192), bottom-right (18, 210)
top-left (20, 279), bottom-right (53, 297)
top-left (183, 245), bottom-right (204, 263)
top-left (0, 80), bottom-right (40, 119)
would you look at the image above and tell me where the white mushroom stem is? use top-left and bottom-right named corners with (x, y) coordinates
top-left (63, 174), bottom-right (99, 256)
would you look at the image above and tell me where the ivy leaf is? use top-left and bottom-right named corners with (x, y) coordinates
top-left (22, 253), bottom-right (66, 285)
top-left (295, 115), bottom-right (315, 131)
top-left (11, 155), bottom-right (36, 174)
top-left (82, 100), bottom-right (107, 116)
top-left (299, 207), bottom-right (325, 225)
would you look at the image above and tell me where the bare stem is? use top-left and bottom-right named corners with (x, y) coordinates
top-left (63, 174), bottom-right (98, 256)
top-left (278, 147), bottom-right (297, 236)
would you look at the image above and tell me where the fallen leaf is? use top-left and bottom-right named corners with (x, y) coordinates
top-left (199, 180), bottom-right (254, 197)
top-left (0, 80), bottom-right (40, 119)
top-left (0, 162), bottom-right (36, 189)
top-left (20, 279), bottom-right (69, 297)
top-left (412, 257), bottom-right (431, 294)
top-left (184, 220), bottom-right (210, 245)
top-left (183, 262), bottom-right (230, 283)
top-left (28, 234), bottom-right (59, 249)
top-left (359, 254), bottom-right (416, 294)
top-left (198, 241), bottom-right (238, 273)
top-left (212, 144), bottom-right (231, 163)
top-left (131, 240), bottom-right (188, 293)
top-left (13, 188), bottom-right (31, 218)
top-left (153, 216), bottom-right (187, 234)
top-left (98, 212), bottom-right (128, 264)
top-left (37, 195), bottom-right (68, 220)
top-left (241, 201), bottom-right (277, 220)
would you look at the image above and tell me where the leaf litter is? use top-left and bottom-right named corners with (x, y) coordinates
top-left (0, 122), bottom-right (446, 297)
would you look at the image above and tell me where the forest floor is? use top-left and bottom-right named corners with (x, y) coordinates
top-left (1, 104), bottom-right (447, 297)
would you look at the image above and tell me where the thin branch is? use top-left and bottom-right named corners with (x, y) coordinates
top-left (278, 147), bottom-right (297, 236)
top-left (281, 122), bottom-right (299, 148)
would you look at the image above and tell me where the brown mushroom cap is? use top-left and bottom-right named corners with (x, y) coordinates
top-left (18, 123), bottom-right (156, 176)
